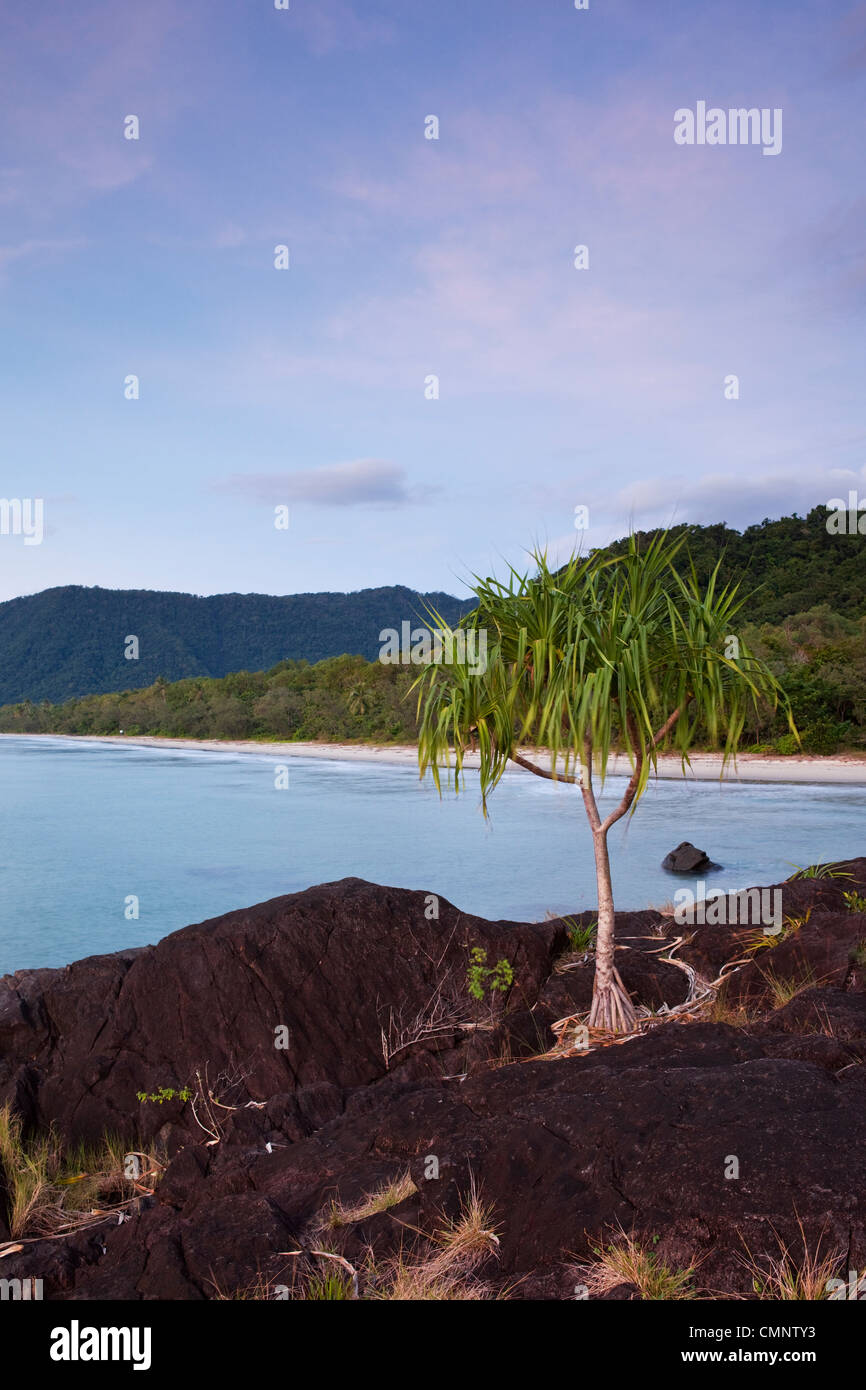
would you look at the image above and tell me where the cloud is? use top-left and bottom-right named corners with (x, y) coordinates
top-left (214, 458), bottom-right (426, 507)
top-left (610, 463), bottom-right (866, 535)
top-left (529, 449), bottom-right (866, 569)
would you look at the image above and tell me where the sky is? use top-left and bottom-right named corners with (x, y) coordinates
top-left (1, 0), bottom-right (865, 603)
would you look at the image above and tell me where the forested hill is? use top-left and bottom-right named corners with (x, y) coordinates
top-left (603, 506), bottom-right (866, 624)
top-left (2, 508), bottom-right (864, 705)
top-left (0, 585), bottom-right (474, 704)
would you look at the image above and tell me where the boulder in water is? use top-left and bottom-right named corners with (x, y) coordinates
top-left (662, 841), bottom-right (720, 873)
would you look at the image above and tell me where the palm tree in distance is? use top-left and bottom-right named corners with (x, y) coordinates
top-left (414, 531), bottom-right (793, 1034)
top-left (347, 685), bottom-right (370, 717)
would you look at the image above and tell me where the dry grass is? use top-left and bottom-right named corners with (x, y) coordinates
top-left (364, 1180), bottom-right (503, 1300)
top-left (208, 1251), bottom-right (359, 1301)
top-left (575, 1228), bottom-right (700, 1300)
top-left (0, 1102), bottom-right (162, 1242)
top-left (703, 988), bottom-right (760, 1027)
top-left (740, 1219), bottom-right (845, 1300)
top-left (270, 1179), bottom-right (504, 1301)
top-left (760, 964), bottom-right (819, 1009)
top-left (647, 900), bottom-right (676, 921)
top-left (484, 1037), bottom-right (516, 1069)
top-left (321, 1169), bottom-right (417, 1230)
top-left (207, 1270), bottom-right (285, 1301)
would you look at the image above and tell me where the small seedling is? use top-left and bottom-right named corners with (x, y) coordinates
top-left (565, 916), bottom-right (597, 953)
top-left (466, 947), bottom-right (514, 1002)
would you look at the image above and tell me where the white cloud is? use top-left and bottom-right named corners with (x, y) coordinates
top-left (214, 458), bottom-right (428, 508)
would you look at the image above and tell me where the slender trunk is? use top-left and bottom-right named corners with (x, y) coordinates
top-left (578, 739), bottom-right (637, 1033)
top-left (587, 825), bottom-right (636, 1032)
top-left (508, 707), bottom-right (683, 1035)
top-left (591, 829), bottom-right (614, 994)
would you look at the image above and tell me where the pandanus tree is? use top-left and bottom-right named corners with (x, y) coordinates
top-left (414, 532), bottom-right (793, 1034)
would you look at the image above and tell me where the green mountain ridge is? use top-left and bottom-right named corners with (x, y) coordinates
top-left (0, 584), bottom-right (475, 704)
top-left (2, 510), bottom-right (866, 747)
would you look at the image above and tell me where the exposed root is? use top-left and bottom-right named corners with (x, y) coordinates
top-left (543, 938), bottom-right (721, 1059)
top-left (588, 968), bottom-right (637, 1033)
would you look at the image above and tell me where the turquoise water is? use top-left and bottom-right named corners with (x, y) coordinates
top-left (0, 735), bottom-right (863, 975)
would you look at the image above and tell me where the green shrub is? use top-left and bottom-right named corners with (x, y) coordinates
top-left (801, 719), bottom-right (847, 756)
top-left (775, 733), bottom-right (800, 756)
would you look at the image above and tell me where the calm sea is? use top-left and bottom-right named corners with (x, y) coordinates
top-left (1, 735), bottom-right (863, 974)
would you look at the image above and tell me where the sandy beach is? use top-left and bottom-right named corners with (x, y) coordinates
top-left (9, 732), bottom-right (866, 784)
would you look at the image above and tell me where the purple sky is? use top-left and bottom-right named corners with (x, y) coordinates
top-left (1, 0), bottom-right (865, 601)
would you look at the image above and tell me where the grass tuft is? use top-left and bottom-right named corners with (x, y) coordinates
top-left (321, 1169), bottom-right (417, 1230)
top-left (364, 1179), bottom-right (503, 1300)
top-left (705, 989), bottom-right (760, 1027)
top-left (743, 909), bottom-right (811, 955)
top-left (786, 862), bottom-right (853, 882)
top-left (0, 1102), bottom-right (162, 1240)
top-left (759, 964), bottom-right (819, 1009)
top-left (740, 1219), bottom-right (845, 1300)
top-left (576, 1228), bottom-right (700, 1300)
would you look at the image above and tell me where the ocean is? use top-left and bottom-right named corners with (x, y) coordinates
top-left (1, 735), bottom-right (863, 974)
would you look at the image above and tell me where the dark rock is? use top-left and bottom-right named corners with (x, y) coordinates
top-left (710, 911), bottom-right (866, 1008)
top-left (0, 879), bottom-right (563, 1145)
top-left (3, 864), bottom-right (866, 1300)
top-left (662, 841), bottom-right (719, 872)
top-left (34, 1033), bottom-right (864, 1301)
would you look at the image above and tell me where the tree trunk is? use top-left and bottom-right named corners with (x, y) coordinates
top-left (509, 709), bottom-right (685, 1036)
top-left (587, 826), bottom-right (637, 1033)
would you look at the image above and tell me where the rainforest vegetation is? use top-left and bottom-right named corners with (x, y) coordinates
top-left (1, 509), bottom-right (863, 752)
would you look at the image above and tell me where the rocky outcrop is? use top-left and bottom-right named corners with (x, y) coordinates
top-left (2, 862), bottom-right (865, 1300)
top-left (0, 880), bottom-right (563, 1145)
top-left (662, 841), bottom-right (720, 872)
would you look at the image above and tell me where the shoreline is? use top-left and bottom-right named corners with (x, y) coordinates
top-left (5, 731), bottom-right (866, 784)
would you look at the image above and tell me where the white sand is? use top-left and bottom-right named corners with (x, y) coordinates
top-left (9, 733), bottom-right (866, 784)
